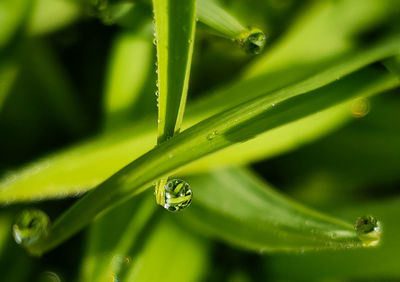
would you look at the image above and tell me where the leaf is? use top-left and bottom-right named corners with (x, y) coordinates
top-left (1, 33), bottom-right (400, 204)
top-left (197, 0), bottom-right (266, 54)
top-left (178, 167), bottom-right (368, 251)
top-left (26, 60), bottom-right (399, 255)
top-left (0, 0), bottom-right (30, 49)
top-left (103, 28), bottom-right (153, 129)
top-left (80, 192), bottom-right (157, 282)
top-left (265, 197), bottom-right (400, 280)
top-left (153, 0), bottom-right (197, 143)
top-left (121, 216), bottom-right (209, 282)
top-left (27, 0), bottom-right (80, 36)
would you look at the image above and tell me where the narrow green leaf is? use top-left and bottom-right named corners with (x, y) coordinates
top-left (153, 0), bottom-right (197, 143)
top-left (103, 28), bottom-right (153, 129)
top-left (153, 0), bottom-right (197, 205)
top-left (383, 53), bottom-right (400, 80)
top-left (0, 56), bottom-right (18, 111)
top-left (197, 0), bottom-right (266, 54)
top-left (0, 0), bottom-right (30, 49)
top-left (179, 167), bottom-right (370, 251)
top-left (266, 198), bottom-right (400, 279)
top-left (25, 63), bottom-right (399, 255)
top-left (1, 34), bottom-right (400, 204)
top-left (27, 0), bottom-right (80, 36)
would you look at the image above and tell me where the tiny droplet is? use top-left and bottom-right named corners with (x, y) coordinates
top-left (163, 179), bottom-right (192, 212)
top-left (238, 28), bottom-right (267, 55)
top-left (354, 215), bottom-right (382, 247)
top-left (206, 130), bottom-right (218, 141)
top-left (12, 209), bottom-right (50, 246)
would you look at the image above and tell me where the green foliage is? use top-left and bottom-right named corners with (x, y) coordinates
top-left (1, 0), bottom-right (400, 280)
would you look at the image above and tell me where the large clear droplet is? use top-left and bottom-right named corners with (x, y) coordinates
top-left (163, 179), bottom-right (192, 212)
top-left (354, 215), bottom-right (381, 247)
top-left (12, 209), bottom-right (50, 246)
top-left (239, 28), bottom-right (267, 55)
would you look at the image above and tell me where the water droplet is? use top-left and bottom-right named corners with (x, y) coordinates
top-left (39, 271), bottom-right (61, 282)
top-left (238, 28), bottom-right (267, 55)
top-left (152, 38), bottom-right (157, 45)
top-left (163, 179), bottom-right (192, 212)
top-left (354, 215), bottom-right (382, 247)
top-left (206, 130), bottom-right (219, 140)
top-left (157, 119), bottom-right (161, 124)
top-left (351, 98), bottom-right (370, 118)
top-left (12, 209), bottom-right (50, 246)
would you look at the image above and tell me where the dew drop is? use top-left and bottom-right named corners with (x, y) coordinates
top-left (354, 215), bottom-right (382, 247)
top-left (39, 271), bottom-right (61, 282)
top-left (157, 119), bottom-right (161, 124)
top-left (12, 209), bottom-right (50, 246)
top-left (163, 179), bottom-right (192, 212)
top-left (206, 130), bottom-right (219, 140)
top-left (239, 28), bottom-right (267, 55)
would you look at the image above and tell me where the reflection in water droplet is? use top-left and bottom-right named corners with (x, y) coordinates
top-left (163, 179), bottom-right (192, 212)
top-left (238, 28), bottom-right (267, 55)
top-left (12, 209), bottom-right (50, 246)
top-left (354, 215), bottom-right (382, 247)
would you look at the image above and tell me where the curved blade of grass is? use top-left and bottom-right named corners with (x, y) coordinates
top-left (1, 35), bottom-right (400, 204)
top-left (197, 0), bottom-right (266, 54)
top-left (0, 56), bottom-right (19, 111)
top-left (267, 197), bottom-right (400, 279)
top-left (103, 28), bottom-right (153, 129)
top-left (178, 167), bottom-right (367, 251)
top-left (24, 64), bottom-right (399, 255)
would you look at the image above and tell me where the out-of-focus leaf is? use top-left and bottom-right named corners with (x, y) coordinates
top-left (0, 0), bottom-right (30, 49)
top-left (103, 29), bottom-right (153, 129)
top-left (383, 53), bottom-right (400, 79)
top-left (122, 216), bottom-right (209, 282)
top-left (265, 197), bottom-right (400, 280)
top-left (80, 192), bottom-right (157, 282)
top-left (245, 0), bottom-right (397, 77)
top-left (27, 0), bottom-right (80, 36)
top-left (1, 34), bottom-right (400, 204)
top-left (24, 41), bottom-right (90, 135)
top-left (268, 93), bottom-right (400, 207)
top-left (178, 167), bottom-right (369, 251)
top-left (0, 56), bottom-right (18, 111)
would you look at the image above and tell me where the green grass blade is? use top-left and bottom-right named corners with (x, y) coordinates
top-left (178, 167), bottom-right (368, 251)
top-left (1, 34), bottom-right (400, 204)
top-left (266, 197), bottom-right (400, 279)
top-left (197, 0), bottom-right (266, 54)
top-left (25, 63), bottom-right (399, 255)
top-left (153, 0), bottom-right (197, 204)
top-left (0, 0), bottom-right (30, 49)
top-left (153, 0), bottom-right (197, 143)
